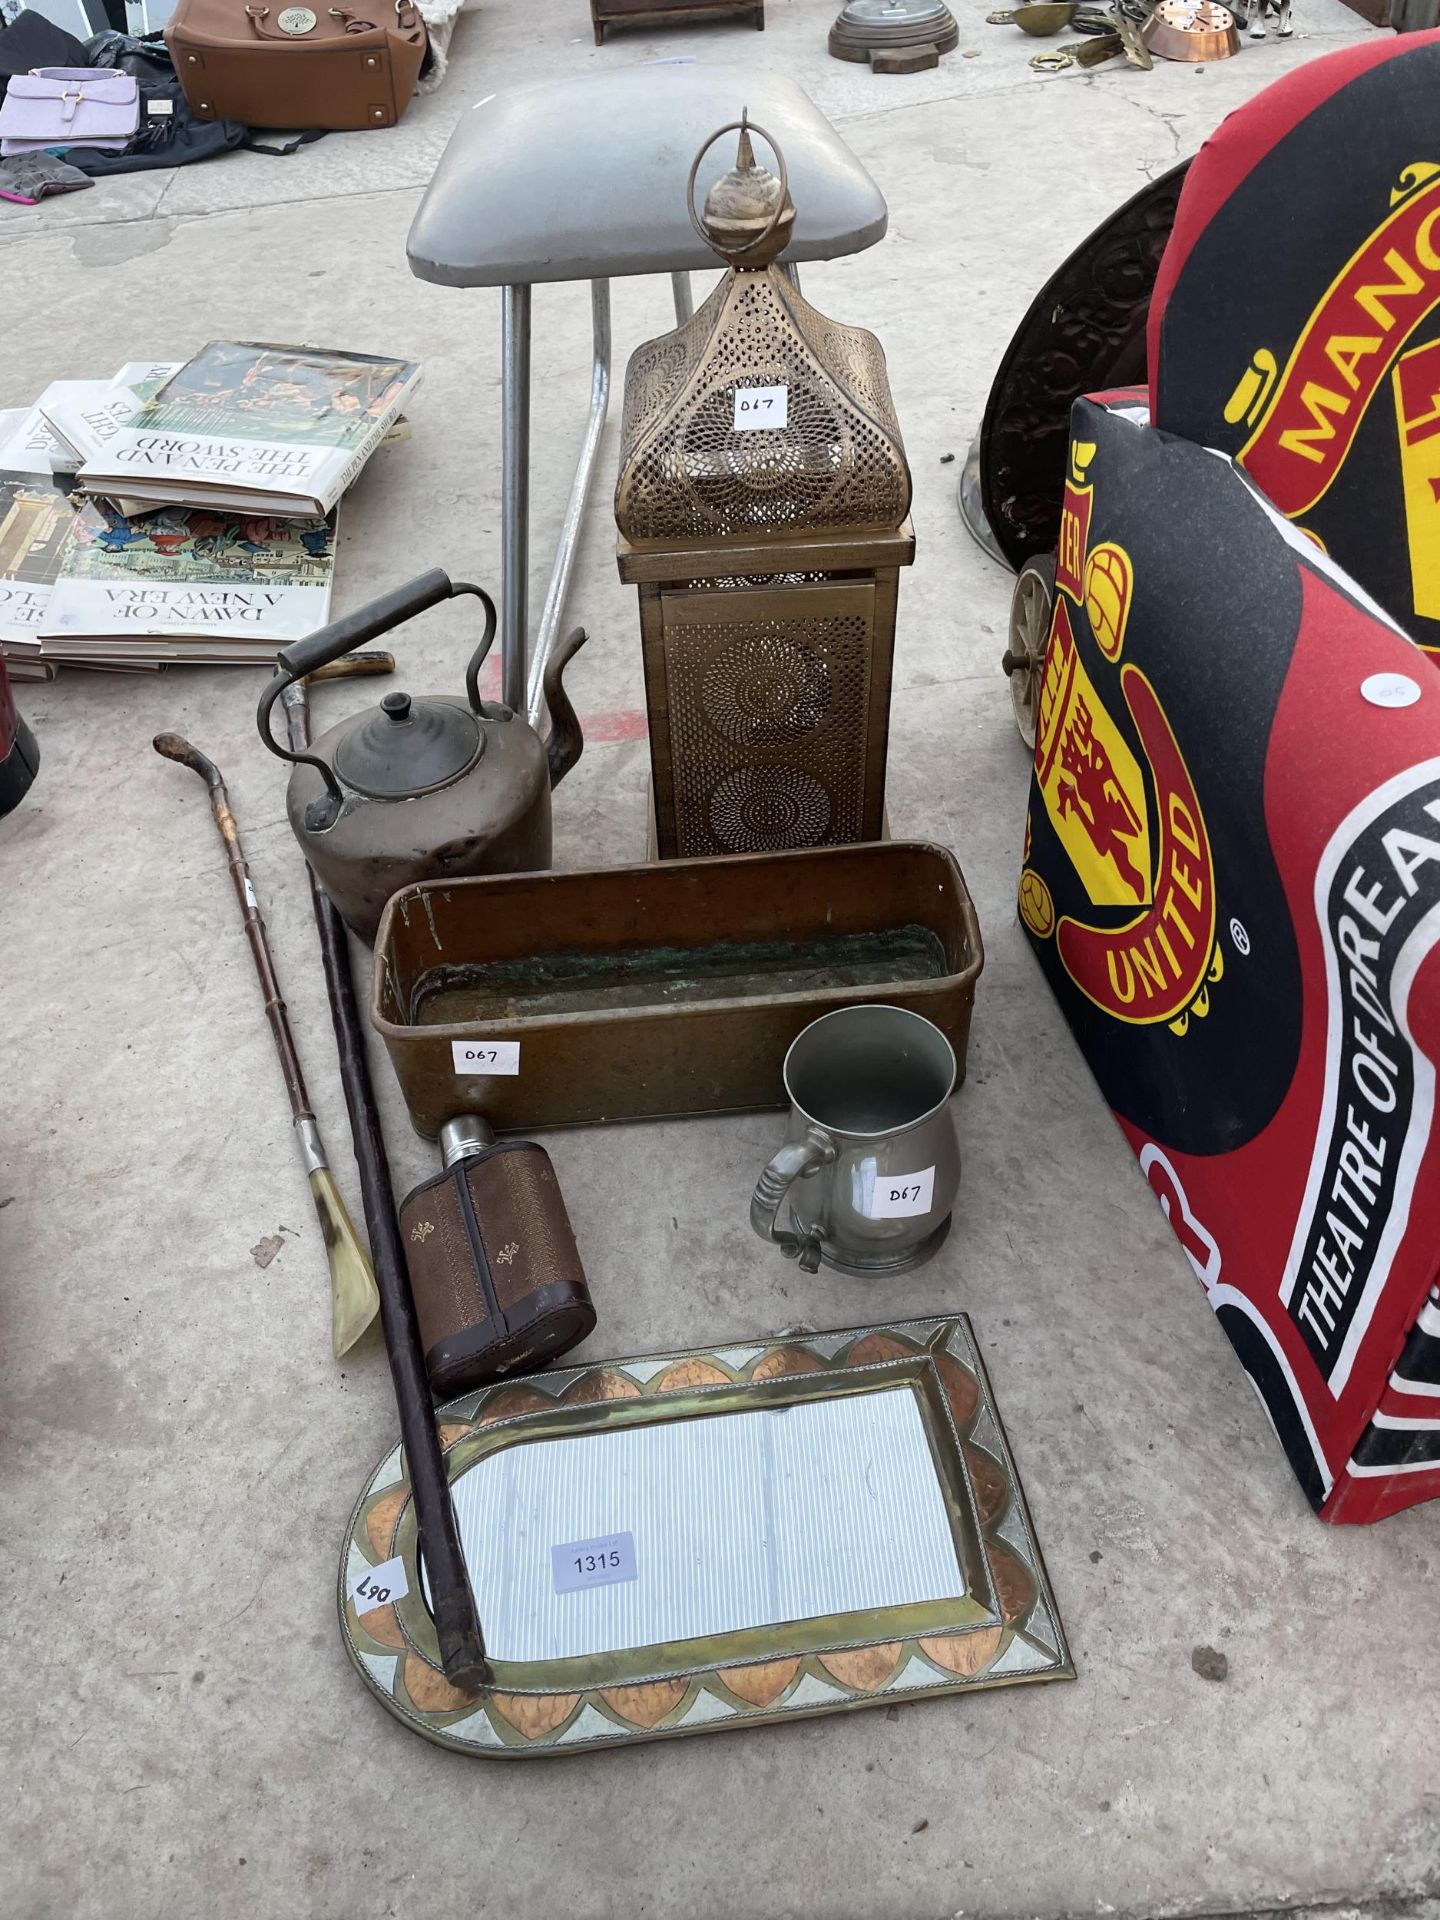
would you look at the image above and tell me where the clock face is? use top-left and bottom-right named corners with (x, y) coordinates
top-left (1156, 0), bottom-right (1235, 26)
top-left (843, 0), bottom-right (949, 16)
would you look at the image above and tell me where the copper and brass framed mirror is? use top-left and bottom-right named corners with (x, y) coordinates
top-left (341, 1315), bottom-right (1072, 1755)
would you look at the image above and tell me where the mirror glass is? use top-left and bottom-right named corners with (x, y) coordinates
top-left (450, 1387), bottom-right (967, 1663)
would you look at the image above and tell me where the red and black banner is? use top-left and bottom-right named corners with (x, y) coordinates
top-left (1149, 31), bottom-right (1440, 656)
top-left (1020, 397), bottom-right (1440, 1522)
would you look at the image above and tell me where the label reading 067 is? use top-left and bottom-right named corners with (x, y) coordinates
top-left (733, 384), bottom-right (789, 432)
top-left (866, 1165), bottom-right (936, 1220)
top-left (452, 1039), bottom-right (521, 1076)
top-left (551, 1531), bottom-right (637, 1596)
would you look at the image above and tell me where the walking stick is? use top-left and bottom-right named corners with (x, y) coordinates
top-left (153, 728), bottom-right (381, 1358)
top-left (282, 674), bottom-right (489, 1692)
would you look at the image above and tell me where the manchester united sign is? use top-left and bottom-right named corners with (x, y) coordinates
top-left (1020, 395), bottom-right (1440, 1524)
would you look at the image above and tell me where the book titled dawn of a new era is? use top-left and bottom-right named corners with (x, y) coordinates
top-left (37, 501), bottom-right (336, 663)
top-left (78, 342), bottom-right (421, 518)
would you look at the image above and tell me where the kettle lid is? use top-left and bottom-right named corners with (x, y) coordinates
top-left (332, 690), bottom-right (482, 799)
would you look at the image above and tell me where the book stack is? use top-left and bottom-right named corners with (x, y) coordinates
top-left (0, 341), bottom-right (421, 679)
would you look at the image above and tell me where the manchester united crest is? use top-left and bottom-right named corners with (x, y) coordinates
top-left (1023, 440), bottom-right (1223, 1035)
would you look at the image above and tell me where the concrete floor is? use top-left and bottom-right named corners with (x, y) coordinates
top-left (4, 2), bottom-right (1437, 1916)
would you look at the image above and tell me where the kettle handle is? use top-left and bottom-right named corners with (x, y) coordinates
top-left (279, 568), bottom-right (455, 684)
top-left (256, 571), bottom-right (496, 819)
top-left (461, 587), bottom-right (499, 717)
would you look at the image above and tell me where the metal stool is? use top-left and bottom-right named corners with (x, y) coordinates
top-left (406, 64), bottom-right (889, 728)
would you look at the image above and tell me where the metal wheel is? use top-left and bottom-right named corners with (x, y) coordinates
top-left (1002, 551), bottom-right (1055, 749)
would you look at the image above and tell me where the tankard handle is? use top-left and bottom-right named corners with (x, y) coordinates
top-left (750, 1126), bottom-right (835, 1274)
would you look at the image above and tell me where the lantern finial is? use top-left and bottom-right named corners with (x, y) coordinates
top-left (692, 114), bottom-right (795, 268)
top-left (734, 108), bottom-right (756, 173)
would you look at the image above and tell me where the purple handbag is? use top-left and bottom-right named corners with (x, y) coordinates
top-left (0, 68), bottom-right (140, 157)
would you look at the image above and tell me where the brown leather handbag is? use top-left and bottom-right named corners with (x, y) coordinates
top-left (166, 0), bottom-right (426, 131)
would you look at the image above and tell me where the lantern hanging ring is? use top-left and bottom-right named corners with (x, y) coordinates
top-left (686, 114), bottom-right (792, 262)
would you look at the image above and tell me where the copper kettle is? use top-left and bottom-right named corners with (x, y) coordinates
top-left (257, 570), bottom-right (585, 943)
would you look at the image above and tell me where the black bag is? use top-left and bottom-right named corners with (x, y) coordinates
top-left (59, 29), bottom-right (320, 173)
top-left (0, 10), bottom-right (90, 94)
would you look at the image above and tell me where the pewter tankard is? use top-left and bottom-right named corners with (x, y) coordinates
top-left (750, 1004), bottom-right (961, 1276)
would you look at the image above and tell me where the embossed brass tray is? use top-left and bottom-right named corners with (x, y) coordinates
top-left (959, 161), bottom-right (1190, 571)
top-left (340, 1315), bottom-right (1072, 1755)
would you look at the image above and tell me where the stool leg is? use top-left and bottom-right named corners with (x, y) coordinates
top-left (527, 278), bottom-right (612, 730)
top-left (501, 282), bottom-right (531, 716)
top-left (671, 270), bottom-right (694, 326)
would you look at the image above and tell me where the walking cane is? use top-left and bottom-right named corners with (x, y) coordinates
top-left (151, 655), bottom-right (392, 1358)
top-left (282, 673), bottom-right (488, 1692)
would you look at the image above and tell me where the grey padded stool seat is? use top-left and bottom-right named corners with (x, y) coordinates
top-left (407, 64), bottom-right (889, 724)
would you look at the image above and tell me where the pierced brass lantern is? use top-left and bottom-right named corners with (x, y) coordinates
top-left (615, 115), bottom-right (914, 861)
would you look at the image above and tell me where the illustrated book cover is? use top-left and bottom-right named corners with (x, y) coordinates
top-left (39, 501), bottom-right (336, 662)
top-left (78, 341), bottom-right (421, 517)
top-left (0, 468), bottom-right (80, 648)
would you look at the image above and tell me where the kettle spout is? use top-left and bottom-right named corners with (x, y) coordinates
top-left (543, 624), bottom-right (588, 790)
